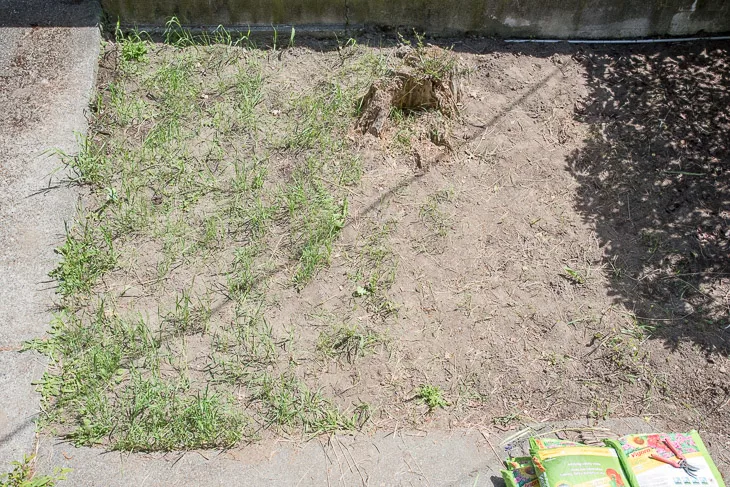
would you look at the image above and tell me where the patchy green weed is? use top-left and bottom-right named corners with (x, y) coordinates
top-left (317, 323), bottom-right (383, 364)
top-left (116, 22), bottom-right (148, 64)
top-left (284, 163), bottom-right (349, 288)
top-left (0, 455), bottom-right (70, 487)
top-left (350, 220), bottom-right (399, 319)
top-left (493, 411), bottom-right (521, 427)
top-left (50, 220), bottom-right (116, 298)
top-left (25, 307), bottom-right (245, 451)
top-left (416, 384), bottom-right (449, 411)
top-left (251, 372), bottom-right (357, 435)
top-left (55, 135), bottom-right (111, 187)
top-left (562, 266), bottom-right (585, 285)
top-left (419, 188), bottom-right (453, 238)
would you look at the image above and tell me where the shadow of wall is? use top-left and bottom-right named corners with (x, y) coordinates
top-left (568, 41), bottom-right (730, 355)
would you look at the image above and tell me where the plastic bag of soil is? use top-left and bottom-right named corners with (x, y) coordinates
top-left (530, 437), bottom-right (630, 487)
top-left (605, 430), bottom-right (726, 487)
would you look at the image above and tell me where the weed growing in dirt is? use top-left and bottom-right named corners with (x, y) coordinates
top-left (49, 220), bottom-right (116, 298)
top-left (317, 323), bottom-right (383, 364)
top-left (115, 21), bottom-right (148, 64)
top-left (251, 372), bottom-right (357, 436)
top-left (284, 171), bottom-right (348, 288)
top-left (562, 266), bottom-right (585, 285)
top-left (349, 220), bottom-right (399, 319)
top-left (52, 135), bottom-right (110, 186)
top-left (405, 31), bottom-right (459, 81)
top-left (416, 384), bottom-right (448, 411)
top-left (493, 412), bottom-right (521, 428)
top-left (26, 308), bottom-right (247, 450)
top-left (419, 188), bottom-right (454, 242)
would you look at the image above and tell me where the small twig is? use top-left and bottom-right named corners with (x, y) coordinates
top-left (663, 170), bottom-right (705, 177)
top-left (336, 435), bottom-right (368, 486)
top-left (583, 333), bottom-right (614, 358)
top-left (484, 434), bottom-right (501, 461)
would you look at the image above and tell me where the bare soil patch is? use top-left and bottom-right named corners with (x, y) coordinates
top-left (30, 27), bottom-right (730, 470)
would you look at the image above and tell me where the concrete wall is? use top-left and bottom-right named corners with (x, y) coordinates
top-left (104, 0), bottom-right (730, 38)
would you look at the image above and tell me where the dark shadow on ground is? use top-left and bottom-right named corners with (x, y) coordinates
top-left (567, 41), bottom-right (730, 355)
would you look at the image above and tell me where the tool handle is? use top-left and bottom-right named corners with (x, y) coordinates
top-left (650, 453), bottom-right (681, 468)
top-left (663, 439), bottom-right (686, 460)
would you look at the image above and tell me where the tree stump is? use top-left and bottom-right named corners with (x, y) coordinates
top-left (357, 46), bottom-right (461, 137)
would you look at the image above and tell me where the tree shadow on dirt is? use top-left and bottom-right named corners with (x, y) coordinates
top-left (568, 41), bottom-right (730, 355)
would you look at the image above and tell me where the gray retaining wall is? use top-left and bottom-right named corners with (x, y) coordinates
top-left (104, 0), bottom-right (730, 38)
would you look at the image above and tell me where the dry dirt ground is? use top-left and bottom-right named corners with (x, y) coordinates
top-left (31, 28), bottom-right (730, 470)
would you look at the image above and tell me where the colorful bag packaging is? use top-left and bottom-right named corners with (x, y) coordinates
top-left (605, 430), bottom-right (726, 487)
top-left (530, 437), bottom-right (630, 487)
top-left (502, 457), bottom-right (540, 487)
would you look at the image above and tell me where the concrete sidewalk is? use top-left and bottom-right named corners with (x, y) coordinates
top-left (34, 418), bottom-right (662, 486)
top-left (0, 0), bottom-right (101, 470)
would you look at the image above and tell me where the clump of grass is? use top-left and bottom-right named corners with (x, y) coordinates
top-left (233, 59), bottom-right (264, 128)
top-left (55, 134), bottom-right (112, 187)
top-left (115, 21), bottom-right (148, 64)
top-left (146, 56), bottom-right (199, 144)
top-left (0, 454), bottom-right (70, 487)
top-left (419, 188), bottom-right (453, 237)
top-left (50, 220), bottom-right (116, 298)
top-left (112, 377), bottom-right (246, 451)
top-left (317, 324), bottom-right (383, 364)
top-left (209, 309), bottom-right (277, 384)
top-left (251, 372), bottom-right (358, 435)
top-left (416, 384), bottom-right (449, 411)
top-left (163, 17), bottom-right (195, 48)
top-left (227, 245), bottom-right (261, 300)
top-left (350, 220), bottom-right (399, 319)
top-left (284, 163), bottom-right (349, 289)
top-left (26, 309), bottom-right (158, 442)
top-left (108, 82), bottom-right (150, 127)
top-left (282, 81), bottom-right (359, 155)
top-left (162, 288), bottom-right (212, 335)
top-left (407, 31), bottom-right (458, 81)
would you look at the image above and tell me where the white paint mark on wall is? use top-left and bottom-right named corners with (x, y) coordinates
top-left (503, 16), bottom-right (531, 28)
top-left (670, 0), bottom-right (704, 35)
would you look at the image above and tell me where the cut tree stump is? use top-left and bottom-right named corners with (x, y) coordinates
top-left (357, 46), bottom-right (461, 137)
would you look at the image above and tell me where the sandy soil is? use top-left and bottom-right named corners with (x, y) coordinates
top-left (57, 34), bottom-right (730, 470)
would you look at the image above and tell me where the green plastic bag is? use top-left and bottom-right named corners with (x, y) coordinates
top-left (530, 438), bottom-right (630, 487)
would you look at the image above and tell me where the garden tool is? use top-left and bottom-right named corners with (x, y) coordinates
top-left (649, 437), bottom-right (700, 478)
